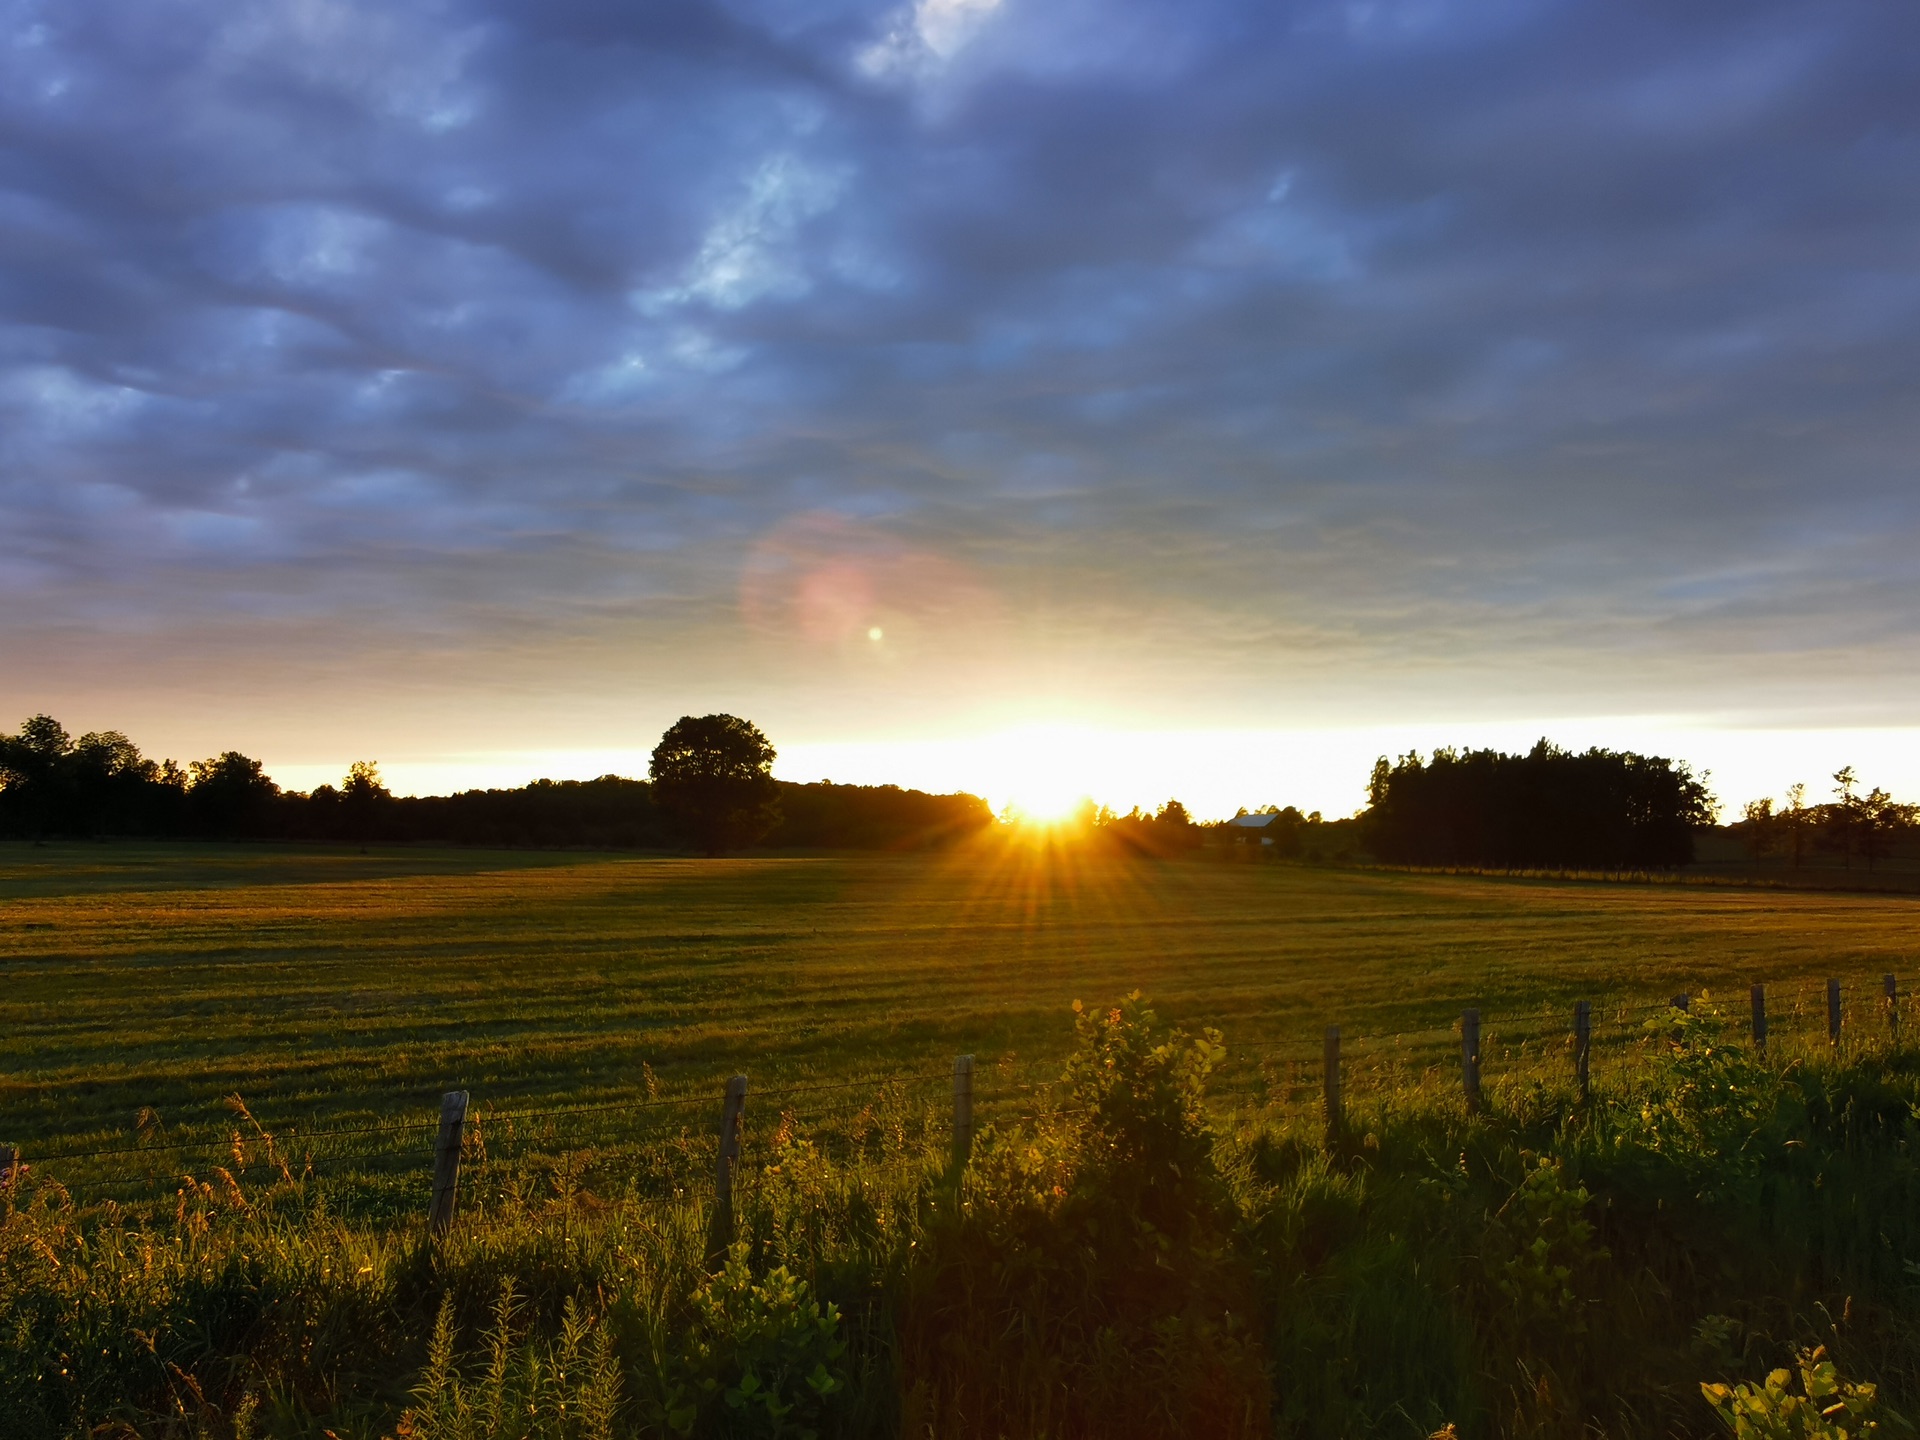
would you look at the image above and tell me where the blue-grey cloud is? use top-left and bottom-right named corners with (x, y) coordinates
top-left (4, 0), bottom-right (1919, 738)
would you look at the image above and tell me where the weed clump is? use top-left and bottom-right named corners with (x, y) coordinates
top-left (401, 1283), bottom-right (622, 1440)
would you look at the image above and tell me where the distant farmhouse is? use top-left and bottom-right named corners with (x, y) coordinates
top-left (1227, 812), bottom-right (1285, 844)
top-left (1225, 807), bottom-right (1311, 846)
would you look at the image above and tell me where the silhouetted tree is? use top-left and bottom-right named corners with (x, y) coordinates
top-left (1097, 798), bottom-right (1204, 856)
top-left (69, 730), bottom-right (171, 836)
top-left (1818, 770), bottom-right (1917, 873)
top-left (1827, 767), bottom-right (1861, 868)
top-left (339, 760), bottom-right (392, 843)
top-left (1856, 787), bottom-right (1913, 872)
top-left (1783, 782), bottom-right (1810, 868)
top-left (186, 752), bottom-right (280, 838)
top-left (649, 715), bottom-right (781, 855)
top-left (1738, 798), bottom-right (1777, 860)
top-left (0, 715), bottom-right (74, 837)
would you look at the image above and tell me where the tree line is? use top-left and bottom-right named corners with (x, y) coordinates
top-left (1361, 740), bottom-right (1717, 869)
top-left (1735, 767), bottom-right (1919, 872)
top-left (11, 710), bottom-right (1909, 870)
top-left (0, 714), bottom-right (992, 853)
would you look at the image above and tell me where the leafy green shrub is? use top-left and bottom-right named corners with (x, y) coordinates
top-left (1616, 999), bottom-right (1790, 1202)
top-left (1063, 991), bottom-right (1228, 1235)
top-left (1487, 1156), bottom-right (1607, 1332)
top-left (901, 993), bottom-right (1269, 1439)
top-left (661, 1244), bottom-right (846, 1439)
top-left (1703, 1346), bottom-right (1908, 1439)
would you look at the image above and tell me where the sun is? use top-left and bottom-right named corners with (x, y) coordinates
top-left (1002, 780), bottom-right (1088, 825)
top-left (983, 728), bottom-right (1096, 824)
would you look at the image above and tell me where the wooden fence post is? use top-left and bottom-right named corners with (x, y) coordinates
top-left (1751, 984), bottom-right (1768, 1057)
top-left (707, 1075), bottom-right (748, 1263)
top-left (0, 1144), bottom-right (17, 1189)
top-left (1827, 979), bottom-right (1842, 1047)
top-left (1573, 1001), bottom-right (1591, 1104)
top-left (1461, 1009), bottom-right (1482, 1113)
top-left (1886, 974), bottom-right (1899, 1043)
top-left (951, 1055), bottom-right (974, 1173)
top-left (1323, 1026), bottom-right (1342, 1144)
top-left (429, 1090), bottom-right (468, 1236)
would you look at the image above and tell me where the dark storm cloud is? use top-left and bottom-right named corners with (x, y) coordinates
top-left (3, 0), bottom-right (1919, 715)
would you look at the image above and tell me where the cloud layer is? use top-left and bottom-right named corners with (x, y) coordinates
top-left (4, 0), bottom-right (1919, 756)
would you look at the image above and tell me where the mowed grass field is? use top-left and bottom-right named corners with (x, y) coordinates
top-left (4, 837), bottom-right (1920, 1155)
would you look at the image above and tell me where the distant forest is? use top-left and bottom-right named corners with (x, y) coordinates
top-left (0, 716), bottom-right (992, 851)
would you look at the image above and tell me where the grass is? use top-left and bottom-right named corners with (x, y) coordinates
top-left (5, 836), bottom-right (1919, 1177)
top-left (9, 989), bottom-right (1920, 1439)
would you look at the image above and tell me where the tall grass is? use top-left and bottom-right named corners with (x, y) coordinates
top-left (7, 994), bottom-right (1920, 1438)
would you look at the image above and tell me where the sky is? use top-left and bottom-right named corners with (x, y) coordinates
top-left (4, 0), bottom-right (1919, 819)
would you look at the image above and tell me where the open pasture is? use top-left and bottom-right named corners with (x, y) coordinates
top-left (3, 838), bottom-right (1919, 1160)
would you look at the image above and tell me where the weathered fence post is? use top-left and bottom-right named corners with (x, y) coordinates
top-left (1573, 1001), bottom-right (1592, 1104)
top-left (429, 1090), bottom-right (468, 1236)
top-left (1886, 974), bottom-right (1899, 1043)
top-left (1461, 1009), bottom-right (1482, 1113)
top-left (1827, 979), bottom-right (1843, 1047)
top-left (0, 1144), bottom-right (17, 1189)
top-left (1751, 984), bottom-right (1768, 1057)
top-left (951, 1055), bottom-right (974, 1173)
top-left (707, 1075), bottom-right (748, 1263)
top-left (1323, 1026), bottom-right (1342, 1144)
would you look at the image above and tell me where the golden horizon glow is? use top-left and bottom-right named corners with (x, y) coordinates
top-left (252, 718), bottom-right (1920, 827)
top-left (1000, 792), bottom-right (1094, 827)
top-left (963, 724), bottom-right (1101, 825)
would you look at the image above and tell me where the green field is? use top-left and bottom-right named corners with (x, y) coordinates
top-left (5, 838), bottom-right (1917, 1157)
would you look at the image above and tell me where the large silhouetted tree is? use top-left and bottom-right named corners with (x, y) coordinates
top-left (0, 715), bottom-right (74, 837)
top-left (648, 714), bottom-right (781, 855)
top-left (340, 760), bottom-right (393, 843)
top-left (186, 752), bottom-right (280, 837)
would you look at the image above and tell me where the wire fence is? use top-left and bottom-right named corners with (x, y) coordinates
top-left (3, 970), bottom-right (1910, 1216)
